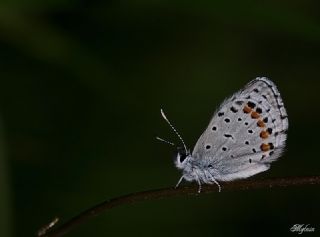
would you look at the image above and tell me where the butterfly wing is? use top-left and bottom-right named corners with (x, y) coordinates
top-left (192, 77), bottom-right (288, 181)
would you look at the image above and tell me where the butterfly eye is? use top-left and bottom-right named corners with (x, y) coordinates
top-left (176, 146), bottom-right (188, 163)
top-left (179, 153), bottom-right (187, 163)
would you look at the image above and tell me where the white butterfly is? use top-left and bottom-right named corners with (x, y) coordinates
top-left (158, 77), bottom-right (288, 192)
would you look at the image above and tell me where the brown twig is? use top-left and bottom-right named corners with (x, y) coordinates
top-left (39, 175), bottom-right (320, 237)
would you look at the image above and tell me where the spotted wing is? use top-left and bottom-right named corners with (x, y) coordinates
top-left (192, 77), bottom-right (288, 181)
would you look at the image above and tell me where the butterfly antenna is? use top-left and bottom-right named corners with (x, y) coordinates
top-left (160, 109), bottom-right (188, 155)
top-left (156, 136), bottom-right (175, 146)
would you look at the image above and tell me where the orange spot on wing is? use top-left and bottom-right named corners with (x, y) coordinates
top-left (257, 120), bottom-right (266, 127)
top-left (243, 106), bottom-right (252, 114)
top-left (251, 112), bottom-right (260, 119)
top-left (260, 130), bottom-right (269, 139)
top-left (260, 143), bottom-right (270, 151)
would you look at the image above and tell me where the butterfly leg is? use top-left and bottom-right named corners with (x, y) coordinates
top-left (196, 178), bottom-right (202, 193)
top-left (206, 172), bottom-right (221, 192)
top-left (175, 175), bottom-right (184, 189)
top-left (212, 178), bottom-right (221, 193)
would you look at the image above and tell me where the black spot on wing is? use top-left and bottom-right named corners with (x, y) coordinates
top-left (224, 134), bottom-right (233, 139)
top-left (256, 107), bottom-right (262, 113)
top-left (247, 101), bottom-right (256, 108)
top-left (230, 107), bottom-right (238, 113)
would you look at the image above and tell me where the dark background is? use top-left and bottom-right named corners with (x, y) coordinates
top-left (0, 1), bottom-right (320, 236)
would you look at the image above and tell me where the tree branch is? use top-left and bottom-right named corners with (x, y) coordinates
top-left (39, 175), bottom-right (320, 237)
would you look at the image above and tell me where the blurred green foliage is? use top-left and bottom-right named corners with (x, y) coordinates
top-left (0, 1), bottom-right (320, 237)
top-left (0, 119), bottom-right (11, 237)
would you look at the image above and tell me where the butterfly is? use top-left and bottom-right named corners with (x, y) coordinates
top-left (158, 77), bottom-right (288, 192)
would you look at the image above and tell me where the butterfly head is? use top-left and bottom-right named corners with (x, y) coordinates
top-left (174, 146), bottom-right (191, 169)
top-left (175, 150), bottom-right (197, 183)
